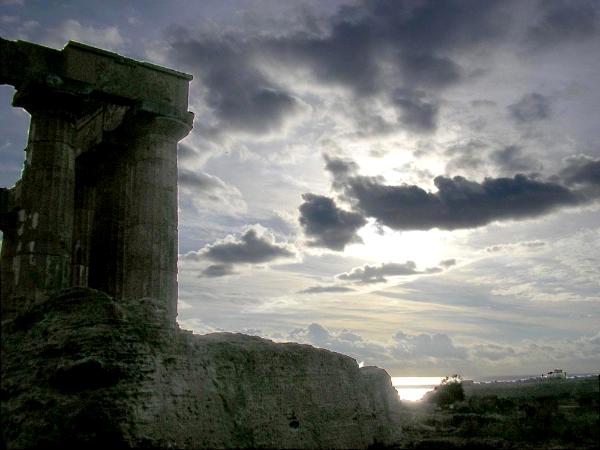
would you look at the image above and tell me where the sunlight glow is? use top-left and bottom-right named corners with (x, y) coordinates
top-left (392, 377), bottom-right (443, 401)
top-left (396, 387), bottom-right (434, 401)
top-left (392, 377), bottom-right (444, 386)
top-left (348, 224), bottom-right (452, 268)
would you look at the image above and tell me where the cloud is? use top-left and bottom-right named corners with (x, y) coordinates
top-left (298, 285), bottom-right (355, 294)
top-left (392, 330), bottom-right (468, 359)
top-left (508, 93), bottom-right (551, 123)
top-left (45, 19), bottom-right (125, 51)
top-left (393, 88), bottom-right (439, 132)
top-left (445, 140), bottom-right (487, 173)
top-left (343, 173), bottom-right (581, 231)
top-left (526, 0), bottom-right (599, 48)
top-left (167, 31), bottom-right (303, 136)
top-left (182, 226), bottom-right (295, 276)
top-left (164, 0), bottom-right (512, 139)
top-left (200, 264), bottom-right (237, 278)
top-left (178, 167), bottom-right (246, 215)
top-left (337, 261), bottom-right (419, 284)
top-left (559, 155), bottom-right (600, 186)
top-left (203, 227), bottom-right (294, 264)
top-left (491, 145), bottom-right (538, 174)
top-left (398, 51), bottom-right (461, 89)
top-left (288, 323), bottom-right (469, 370)
top-left (471, 343), bottom-right (517, 362)
top-left (337, 259), bottom-right (455, 284)
top-left (298, 193), bottom-right (367, 250)
top-left (271, 0), bottom-right (506, 96)
top-left (485, 240), bottom-right (547, 253)
top-left (0, 0), bottom-right (24, 6)
top-left (323, 154), bottom-right (359, 188)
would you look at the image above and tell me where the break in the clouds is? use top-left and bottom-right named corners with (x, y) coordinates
top-left (298, 193), bottom-right (366, 251)
top-left (182, 226), bottom-right (295, 277)
top-left (337, 259), bottom-right (455, 284)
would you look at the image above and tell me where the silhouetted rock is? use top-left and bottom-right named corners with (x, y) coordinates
top-left (1, 288), bottom-right (402, 448)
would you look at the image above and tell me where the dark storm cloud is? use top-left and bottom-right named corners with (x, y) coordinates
top-left (298, 285), bottom-right (355, 294)
top-left (491, 145), bottom-right (538, 173)
top-left (324, 154), bottom-right (359, 180)
top-left (526, 0), bottom-right (599, 48)
top-left (344, 173), bottom-right (580, 231)
top-left (559, 155), bottom-right (600, 186)
top-left (166, 0), bottom-right (511, 136)
top-left (337, 259), bottom-right (454, 284)
top-left (204, 228), bottom-right (294, 264)
top-left (298, 193), bottom-right (367, 251)
top-left (508, 93), bottom-right (551, 123)
top-left (167, 32), bottom-right (301, 135)
top-left (200, 264), bottom-right (237, 278)
top-left (274, 0), bottom-right (507, 94)
top-left (183, 227), bottom-right (294, 266)
top-left (393, 89), bottom-right (439, 133)
top-left (323, 154), bottom-right (360, 190)
top-left (397, 51), bottom-right (461, 88)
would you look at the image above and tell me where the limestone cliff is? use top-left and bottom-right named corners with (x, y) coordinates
top-left (1, 288), bottom-right (402, 448)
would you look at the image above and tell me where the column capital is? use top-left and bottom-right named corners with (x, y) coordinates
top-left (12, 83), bottom-right (93, 118)
top-left (115, 111), bottom-right (194, 143)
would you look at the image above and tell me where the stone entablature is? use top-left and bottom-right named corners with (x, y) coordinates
top-left (0, 38), bottom-right (194, 322)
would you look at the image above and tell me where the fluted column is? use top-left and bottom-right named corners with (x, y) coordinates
top-left (1, 98), bottom-right (77, 316)
top-left (118, 114), bottom-right (191, 323)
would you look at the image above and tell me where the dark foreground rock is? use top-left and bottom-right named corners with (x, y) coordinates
top-left (1, 288), bottom-right (402, 449)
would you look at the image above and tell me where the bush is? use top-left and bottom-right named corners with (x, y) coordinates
top-left (426, 374), bottom-right (465, 408)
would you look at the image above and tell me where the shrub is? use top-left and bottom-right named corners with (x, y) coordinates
top-left (426, 374), bottom-right (465, 408)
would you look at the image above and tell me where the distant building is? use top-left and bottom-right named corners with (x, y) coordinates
top-left (542, 369), bottom-right (566, 379)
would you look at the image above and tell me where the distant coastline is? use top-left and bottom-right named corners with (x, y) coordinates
top-left (473, 372), bottom-right (599, 384)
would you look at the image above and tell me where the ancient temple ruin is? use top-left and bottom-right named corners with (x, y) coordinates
top-left (1, 39), bottom-right (402, 449)
top-left (0, 38), bottom-right (193, 321)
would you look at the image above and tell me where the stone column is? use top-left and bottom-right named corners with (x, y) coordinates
top-left (118, 114), bottom-right (191, 323)
top-left (1, 94), bottom-right (78, 316)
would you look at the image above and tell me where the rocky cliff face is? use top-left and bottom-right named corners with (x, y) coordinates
top-left (1, 288), bottom-right (402, 448)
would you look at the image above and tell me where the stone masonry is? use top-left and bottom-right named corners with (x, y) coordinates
top-left (0, 38), bottom-right (193, 322)
top-left (0, 39), bottom-right (402, 449)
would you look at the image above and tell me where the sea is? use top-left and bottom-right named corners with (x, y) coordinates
top-left (392, 373), bottom-right (599, 401)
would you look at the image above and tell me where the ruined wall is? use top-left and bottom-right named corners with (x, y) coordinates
top-left (1, 289), bottom-right (402, 449)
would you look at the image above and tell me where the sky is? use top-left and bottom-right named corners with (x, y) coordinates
top-left (1, 0), bottom-right (599, 377)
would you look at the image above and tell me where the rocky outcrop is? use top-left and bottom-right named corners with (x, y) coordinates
top-left (1, 288), bottom-right (402, 448)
